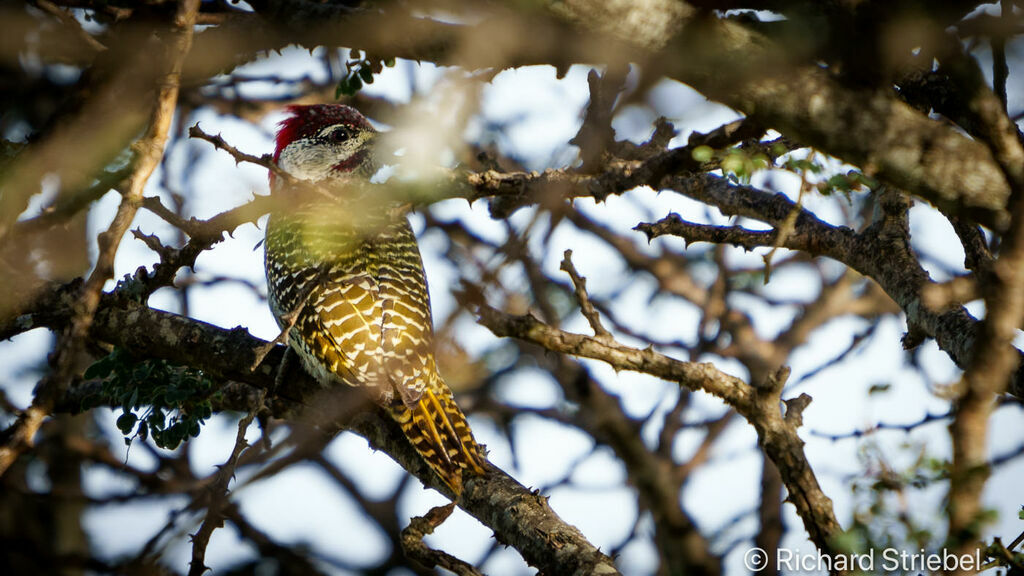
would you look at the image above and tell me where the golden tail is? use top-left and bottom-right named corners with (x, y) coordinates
top-left (390, 386), bottom-right (485, 495)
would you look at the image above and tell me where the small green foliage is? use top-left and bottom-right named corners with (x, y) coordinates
top-left (690, 143), bottom-right (771, 183)
top-left (85, 348), bottom-right (217, 450)
top-left (845, 440), bottom-right (946, 555)
top-left (335, 50), bottom-right (396, 98)
top-left (721, 148), bottom-right (771, 184)
top-left (691, 145), bottom-right (714, 163)
top-left (1019, 506), bottom-right (1024, 520)
top-left (817, 170), bottom-right (879, 197)
top-left (783, 155), bottom-right (824, 175)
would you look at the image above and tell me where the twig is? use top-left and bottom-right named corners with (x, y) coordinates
top-left (188, 123), bottom-right (293, 184)
top-left (636, 213), bottom-right (781, 251)
top-left (35, 0), bottom-right (108, 54)
top-left (3, 165), bottom-right (132, 248)
top-left (559, 249), bottom-right (612, 340)
top-left (1009, 528), bottom-right (1024, 552)
top-left (948, 215), bottom-right (993, 274)
top-left (140, 196), bottom-right (197, 236)
top-left (809, 411), bottom-right (952, 441)
top-left (401, 503), bottom-right (485, 576)
top-left (570, 66), bottom-right (627, 172)
top-left (188, 402), bottom-right (262, 576)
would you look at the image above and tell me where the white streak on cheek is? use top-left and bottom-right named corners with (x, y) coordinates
top-left (278, 137), bottom-right (357, 181)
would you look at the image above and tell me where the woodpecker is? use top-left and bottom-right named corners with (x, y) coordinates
top-left (264, 104), bottom-right (484, 494)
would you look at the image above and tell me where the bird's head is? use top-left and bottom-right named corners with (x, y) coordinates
top-left (273, 104), bottom-right (377, 183)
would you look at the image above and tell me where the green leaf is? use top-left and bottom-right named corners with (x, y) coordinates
top-left (720, 153), bottom-right (744, 175)
top-left (359, 66), bottom-right (373, 84)
top-left (133, 363), bottom-right (151, 382)
top-left (84, 356), bottom-right (113, 379)
top-left (692, 145), bottom-right (714, 163)
top-left (116, 411), bottom-right (137, 434)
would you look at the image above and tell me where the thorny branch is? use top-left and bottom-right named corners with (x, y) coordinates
top-left (188, 124), bottom-right (294, 185)
top-left (7, 285), bottom-right (621, 576)
top-left (188, 402), bottom-right (262, 576)
top-left (470, 301), bottom-right (842, 554)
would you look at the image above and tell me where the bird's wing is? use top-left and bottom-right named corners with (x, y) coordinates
top-left (302, 262), bottom-right (437, 403)
top-left (301, 271), bottom-right (387, 390)
top-left (377, 269), bottom-right (436, 407)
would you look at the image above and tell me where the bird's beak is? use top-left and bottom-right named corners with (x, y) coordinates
top-left (364, 129), bottom-right (399, 161)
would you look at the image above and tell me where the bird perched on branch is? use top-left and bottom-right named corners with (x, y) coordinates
top-left (264, 104), bottom-right (485, 494)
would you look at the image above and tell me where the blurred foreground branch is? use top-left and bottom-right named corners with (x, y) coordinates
top-left (0, 0), bottom-right (201, 478)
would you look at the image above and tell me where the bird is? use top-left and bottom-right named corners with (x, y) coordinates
top-left (263, 104), bottom-right (485, 494)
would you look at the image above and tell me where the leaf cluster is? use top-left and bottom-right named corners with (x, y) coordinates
top-left (336, 49), bottom-right (396, 97)
top-left (84, 348), bottom-right (218, 449)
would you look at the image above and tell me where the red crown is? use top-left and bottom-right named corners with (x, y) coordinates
top-left (274, 104), bottom-right (374, 160)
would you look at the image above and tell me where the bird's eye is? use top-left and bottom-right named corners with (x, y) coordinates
top-left (329, 127), bottom-right (352, 143)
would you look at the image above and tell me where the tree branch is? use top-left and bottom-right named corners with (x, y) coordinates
top-left (177, 2), bottom-right (1015, 229)
top-left (638, 175), bottom-right (1024, 403)
top-left (470, 301), bottom-right (842, 555)
top-left (16, 285), bottom-right (620, 576)
top-left (188, 404), bottom-right (261, 576)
